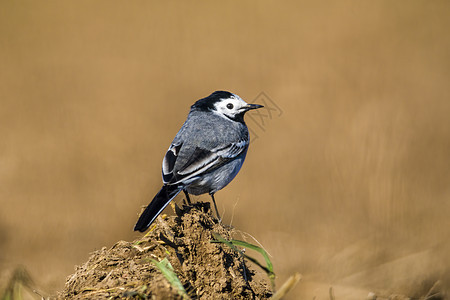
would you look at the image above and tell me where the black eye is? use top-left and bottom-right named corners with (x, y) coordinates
top-left (226, 103), bottom-right (234, 109)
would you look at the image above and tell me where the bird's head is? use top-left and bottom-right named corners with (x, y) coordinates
top-left (192, 91), bottom-right (263, 122)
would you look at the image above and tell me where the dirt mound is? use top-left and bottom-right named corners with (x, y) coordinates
top-left (59, 202), bottom-right (273, 299)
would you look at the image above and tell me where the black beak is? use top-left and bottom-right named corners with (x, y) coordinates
top-left (243, 104), bottom-right (264, 111)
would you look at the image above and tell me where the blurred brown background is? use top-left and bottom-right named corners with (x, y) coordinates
top-left (1, 1), bottom-right (450, 299)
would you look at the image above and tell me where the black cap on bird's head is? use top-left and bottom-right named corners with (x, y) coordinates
top-left (191, 91), bottom-right (234, 111)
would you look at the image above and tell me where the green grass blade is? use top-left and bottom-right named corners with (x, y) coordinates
top-left (230, 239), bottom-right (274, 274)
top-left (211, 232), bottom-right (276, 289)
top-left (150, 258), bottom-right (190, 300)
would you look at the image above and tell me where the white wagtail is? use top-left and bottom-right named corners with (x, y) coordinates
top-left (134, 91), bottom-right (263, 232)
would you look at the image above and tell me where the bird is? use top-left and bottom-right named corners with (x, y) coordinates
top-left (134, 91), bottom-right (263, 232)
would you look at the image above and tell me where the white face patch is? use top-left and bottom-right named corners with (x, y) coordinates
top-left (213, 94), bottom-right (249, 119)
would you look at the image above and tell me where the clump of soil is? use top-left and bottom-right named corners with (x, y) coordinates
top-left (59, 202), bottom-right (272, 299)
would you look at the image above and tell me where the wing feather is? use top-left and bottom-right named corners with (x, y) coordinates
top-left (162, 142), bottom-right (182, 184)
top-left (170, 139), bottom-right (249, 184)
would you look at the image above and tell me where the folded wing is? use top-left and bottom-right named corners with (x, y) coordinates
top-left (162, 140), bottom-right (249, 186)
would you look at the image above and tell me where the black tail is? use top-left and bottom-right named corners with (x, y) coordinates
top-left (134, 185), bottom-right (182, 232)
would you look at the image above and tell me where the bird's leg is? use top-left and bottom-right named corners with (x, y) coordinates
top-left (183, 190), bottom-right (192, 205)
top-left (210, 193), bottom-right (221, 222)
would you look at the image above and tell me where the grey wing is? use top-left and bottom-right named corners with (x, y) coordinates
top-left (163, 139), bottom-right (249, 186)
